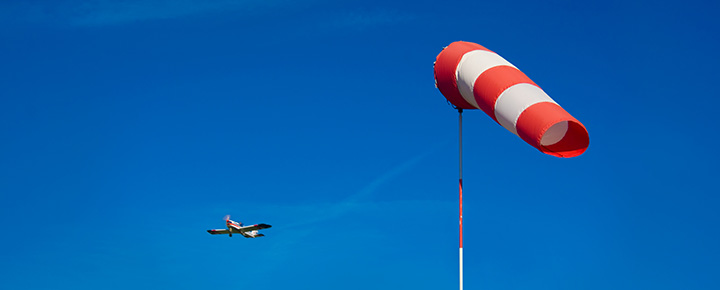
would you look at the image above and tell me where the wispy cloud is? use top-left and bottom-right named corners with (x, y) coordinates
top-left (70, 0), bottom-right (249, 26)
top-left (3, 0), bottom-right (271, 27)
top-left (279, 148), bottom-right (433, 230)
top-left (3, 2), bottom-right (416, 32)
top-left (330, 9), bottom-right (416, 31)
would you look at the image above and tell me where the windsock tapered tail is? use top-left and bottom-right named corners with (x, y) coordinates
top-left (434, 41), bottom-right (589, 157)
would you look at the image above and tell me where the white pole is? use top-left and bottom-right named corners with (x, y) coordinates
top-left (458, 108), bottom-right (464, 290)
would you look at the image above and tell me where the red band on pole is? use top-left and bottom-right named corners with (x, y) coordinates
top-left (459, 178), bottom-right (463, 249)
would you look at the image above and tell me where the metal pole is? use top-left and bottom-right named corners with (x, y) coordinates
top-left (458, 108), bottom-right (464, 290)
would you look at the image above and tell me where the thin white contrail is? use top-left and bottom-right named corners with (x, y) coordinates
top-left (241, 143), bottom-right (450, 273)
top-left (279, 144), bottom-right (443, 230)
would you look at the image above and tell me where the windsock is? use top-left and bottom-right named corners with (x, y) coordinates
top-left (434, 41), bottom-right (589, 158)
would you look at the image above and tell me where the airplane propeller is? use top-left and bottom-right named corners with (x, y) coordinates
top-left (224, 215), bottom-right (232, 237)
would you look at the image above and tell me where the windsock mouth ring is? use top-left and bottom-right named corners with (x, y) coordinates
top-left (515, 101), bottom-right (589, 158)
top-left (538, 119), bottom-right (589, 158)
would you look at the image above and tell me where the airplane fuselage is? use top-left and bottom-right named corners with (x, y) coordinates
top-left (207, 217), bottom-right (271, 238)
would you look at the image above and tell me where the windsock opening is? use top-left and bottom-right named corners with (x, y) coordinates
top-left (540, 121), bottom-right (568, 146)
top-left (515, 101), bottom-right (589, 158)
top-left (540, 120), bottom-right (589, 158)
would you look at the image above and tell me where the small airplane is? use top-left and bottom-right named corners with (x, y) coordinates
top-left (207, 215), bottom-right (272, 238)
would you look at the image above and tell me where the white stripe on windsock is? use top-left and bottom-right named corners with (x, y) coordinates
top-left (456, 50), bottom-right (516, 109)
top-left (494, 83), bottom-right (558, 135)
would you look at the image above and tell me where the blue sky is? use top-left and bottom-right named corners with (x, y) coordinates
top-left (1, 0), bottom-right (719, 289)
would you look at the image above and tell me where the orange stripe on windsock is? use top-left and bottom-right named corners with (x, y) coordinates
top-left (472, 65), bottom-right (537, 121)
top-left (434, 41), bottom-right (491, 109)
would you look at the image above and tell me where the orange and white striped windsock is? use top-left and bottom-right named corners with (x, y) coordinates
top-left (434, 41), bottom-right (589, 158)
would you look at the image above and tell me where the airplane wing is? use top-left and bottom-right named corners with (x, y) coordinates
top-left (207, 229), bottom-right (230, 235)
top-left (238, 223), bottom-right (272, 232)
top-left (242, 233), bottom-right (264, 238)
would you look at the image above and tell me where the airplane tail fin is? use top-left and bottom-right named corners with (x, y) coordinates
top-left (248, 230), bottom-right (263, 238)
